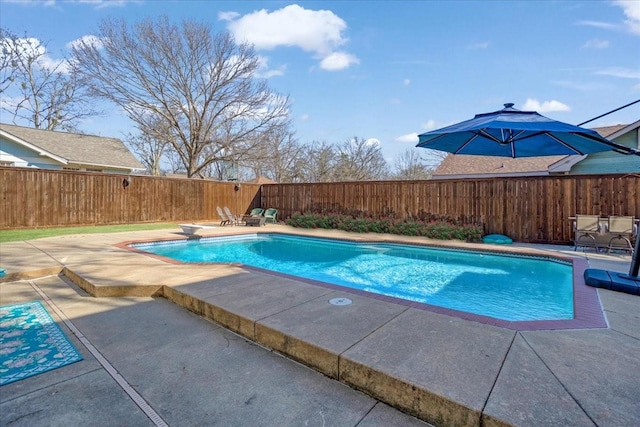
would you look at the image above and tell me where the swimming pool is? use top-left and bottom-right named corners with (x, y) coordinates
top-left (131, 234), bottom-right (575, 322)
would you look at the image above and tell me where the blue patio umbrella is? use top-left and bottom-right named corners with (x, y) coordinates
top-left (416, 103), bottom-right (639, 157)
top-left (416, 103), bottom-right (640, 286)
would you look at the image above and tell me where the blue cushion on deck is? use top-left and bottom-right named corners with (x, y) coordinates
top-left (585, 269), bottom-right (640, 295)
top-left (482, 234), bottom-right (513, 245)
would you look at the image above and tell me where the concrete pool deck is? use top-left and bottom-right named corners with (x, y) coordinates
top-left (1, 225), bottom-right (638, 426)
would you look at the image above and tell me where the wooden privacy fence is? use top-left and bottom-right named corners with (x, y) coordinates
top-left (1, 167), bottom-right (261, 229)
top-left (2, 167), bottom-right (638, 244)
top-left (260, 174), bottom-right (640, 244)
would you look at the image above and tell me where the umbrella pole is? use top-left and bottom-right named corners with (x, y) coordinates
top-left (629, 233), bottom-right (640, 277)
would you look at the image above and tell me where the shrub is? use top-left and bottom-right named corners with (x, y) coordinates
top-left (285, 212), bottom-right (483, 242)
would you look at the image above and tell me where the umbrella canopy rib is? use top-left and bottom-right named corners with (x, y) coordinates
top-left (456, 133), bottom-right (481, 154)
top-left (546, 132), bottom-right (587, 156)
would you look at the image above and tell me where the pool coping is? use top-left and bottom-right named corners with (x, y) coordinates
top-left (116, 231), bottom-right (608, 332)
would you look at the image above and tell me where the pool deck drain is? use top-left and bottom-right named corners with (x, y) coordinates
top-left (329, 297), bottom-right (353, 306)
top-left (1, 226), bottom-right (638, 427)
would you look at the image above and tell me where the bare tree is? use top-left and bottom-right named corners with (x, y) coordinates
top-left (419, 148), bottom-right (449, 170)
top-left (293, 137), bottom-right (390, 183)
top-left (243, 126), bottom-right (302, 182)
top-left (333, 137), bottom-right (389, 181)
top-left (72, 17), bottom-right (290, 178)
top-left (125, 132), bottom-right (167, 176)
top-left (269, 130), bottom-right (304, 183)
top-left (165, 149), bottom-right (187, 175)
top-left (0, 29), bottom-right (98, 131)
top-left (0, 28), bottom-right (18, 95)
top-left (296, 140), bottom-right (338, 183)
top-left (392, 148), bottom-right (436, 180)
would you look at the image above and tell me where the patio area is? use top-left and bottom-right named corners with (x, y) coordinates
top-left (1, 225), bottom-right (638, 426)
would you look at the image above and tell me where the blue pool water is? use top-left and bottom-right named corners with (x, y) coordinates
top-left (132, 234), bottom-right (574, 321)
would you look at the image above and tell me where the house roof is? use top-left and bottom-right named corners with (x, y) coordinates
top-left (433, 154), bottom-right (567, 178)
top-left (249, 176), bottom-right (277, 184)
top-left (0, 123), bottom-right (144, 170)
top-left (432, 124), bottom-right (631, 179)
top-left (591, 124), bottom-right (627, 138)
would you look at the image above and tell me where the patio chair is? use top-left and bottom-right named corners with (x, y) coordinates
top-left (264, 208), bottom-right (277, 224)
top-left (573, 215), bottom-right (601, 251)
top-left (606, 216), bottom-right (635, 254)
top-left (216, 206), bottom-right (230, 226)
top-left (223, 206), bottom-right (240, 225)
top-left (241, 208), bottom-right (264, 224)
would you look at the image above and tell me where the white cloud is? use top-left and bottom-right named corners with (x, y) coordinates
top-left (421, 119), bottom-right (438, 130)
top-left (552, 80), bottom-right (607, 91)
top-left (468, 42), bottom-right (490, 49)
top-left (300, 114), bottom-right (309, 121)
top-left (1, 37), bottom-right (44, 58)
top-left (577, 2), bottom-right (640, 35)
top-left (6, 0), bottom-right (138, 8)
top-left (403, 78), bottom-right (411, 86)
top-left (575, 20), bottom-right (618, 30)
top-left (522, 99), bottom-right (571, 113)
top-left (596, 67), bottom-right (640, 79)
top-left (226, 4), bottom-right (346, 53)
top-left (613, 0), bottom-right (640, 34)
top-left (582, 38), bottom-right (609, 49)
top-left (224, 4), bottom-right (358, 71)
top-left (364, 138), bottom-right (381, 147)
top-left (319, 51), bottom-right (359, 71)
top-left (1, 37), bottom-right (70, 73)
top-left (395, 133), bottom-right (419, 143)
top-left (218, 11), bottom-right (240, 21)
top-left (2, 0), bottom-right (55, 5)
top-left (67, 35), bottom-right (104, 50)
top-left (595, 66), bottom-right (640, 91)
top-left (255, 68), bottom-right (286, 79)
top-left (254, 55), bottom-right (286, 78)
top-left (75, 0), bottom-right (125, 7)
top-left (71, 0), bottom-right (140, 8)
top-left (39, 55), bottom-right (69, 73)
top-left (405, 120), bottom-right (456, 140)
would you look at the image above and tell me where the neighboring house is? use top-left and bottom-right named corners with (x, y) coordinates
top-left (249, 176), bottom-right (277, 184)
top-left (0, 123), bottom-right (145, 174)
top-left (568, 121), bottom-right (640, 175)
top-left (432, 121), bottom-right (640, 179)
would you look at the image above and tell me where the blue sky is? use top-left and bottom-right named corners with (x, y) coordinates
top-left (1, 0), bottom-right (639, 164)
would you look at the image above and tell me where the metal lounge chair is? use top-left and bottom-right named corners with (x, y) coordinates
top-left (264, 208), bottom-right (277, 224)
top-left (573, 215), bottom-right (601, 251)
top-left (606, 216), bottom-right (635, 254)
top-left (216, 206), bottom-right (230, 226)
